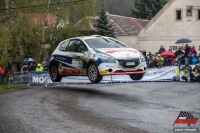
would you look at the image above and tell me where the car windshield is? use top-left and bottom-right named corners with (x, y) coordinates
top-left (85, 38), bottom-right (128, 49)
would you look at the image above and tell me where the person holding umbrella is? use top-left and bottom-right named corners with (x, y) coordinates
top-left (184, 44), bottom-right (190, 64)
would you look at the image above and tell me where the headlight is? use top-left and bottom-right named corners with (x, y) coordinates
top-left (140, 53), bottom-right (146, 62)
top-left (95, 53), bottom-right (115, 60)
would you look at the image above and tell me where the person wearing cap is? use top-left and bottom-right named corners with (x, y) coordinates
top-left (181, 64), bottom-right (192, 82)
top-left (190, 64), bottom-right (200, 83)
top-left (35, 63), bottom-right (44, 72)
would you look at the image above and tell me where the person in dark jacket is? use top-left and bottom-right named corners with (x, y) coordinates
top-left (184, 44), bottom-right (190, 64)
top-left (163, 57), bottom-right (172, 66)
top-left (158, 45), bottom-right (166, 54)
top-left (175, 47), bottom-right (184, 57)
top-left (149, 56), bottom-right (158, 68)
top-left (6, 70), bottom-right (14, 85)
top-left (190, 64), bottom-right (200, 83)
top-left (28, 62), bottom-right (36, 72)
top-left (177, 54), bottom-right (185, 65)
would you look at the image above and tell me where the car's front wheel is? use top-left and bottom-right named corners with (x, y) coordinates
top-left (49, 64), bottom-right (62, 82)
top-left (88, 63), bottom-right (103, 83)
top-left (129, 74), bottom-right (144, 80)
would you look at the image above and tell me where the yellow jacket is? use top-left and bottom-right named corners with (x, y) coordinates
top-left (35, 64), bottom-right (44, 72)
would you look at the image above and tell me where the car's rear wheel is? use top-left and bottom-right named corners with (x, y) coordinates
top-left (49, 64), bottom-right (62, 82)
top-left (129, 74), bottom-right (144, 80)
top-left (88, 63), bottom-right (103, 83)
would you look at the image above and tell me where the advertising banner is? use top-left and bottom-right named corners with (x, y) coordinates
top-left (63, 66), bottom-right (180, 83)
top-left (13, 66), bottom-right (180, 84)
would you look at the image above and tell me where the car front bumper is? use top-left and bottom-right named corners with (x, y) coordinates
top-left (98, 62), bottom-right (146, 76)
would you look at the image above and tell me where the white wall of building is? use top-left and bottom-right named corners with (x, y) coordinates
top-left (136, 0), bottom-right (200, 54)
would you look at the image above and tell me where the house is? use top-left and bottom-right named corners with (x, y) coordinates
top-left (137, 0), bottom-right (200, 54)
top-left (75, 13), bottom-right (149, 52)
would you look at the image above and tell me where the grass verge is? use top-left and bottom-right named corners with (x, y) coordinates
top-left (0, 85), bottom-right (25, 95)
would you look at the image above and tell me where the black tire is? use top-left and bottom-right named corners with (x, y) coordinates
top-left (129, 74), bottom-right (144, 80)
top-left (88, 63), bottom-right (103, 83)
top-left (49, 64), bottom-right (62, 82)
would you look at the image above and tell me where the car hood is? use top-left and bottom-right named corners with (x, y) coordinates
top-left (94, 48), bottom-right (140, 59)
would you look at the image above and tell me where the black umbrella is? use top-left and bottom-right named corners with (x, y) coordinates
top-left (175, 38), bottom-right (192, 44)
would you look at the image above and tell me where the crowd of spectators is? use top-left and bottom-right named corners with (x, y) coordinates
top-left (146, 44), bottom-right (200, 68)
top-left (19, 62), bottom-right (49, 73)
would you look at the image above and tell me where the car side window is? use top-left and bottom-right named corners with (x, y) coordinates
top-left (59, 40), bottom-right (69, 51)
top-left (68, 39), bottom-right (88, 53)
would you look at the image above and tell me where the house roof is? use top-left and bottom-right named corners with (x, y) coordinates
top-left (75, 13), bottom-right (149, 36)
top-left (107, 14), bottom-right (149, 36)
top-left (25, 13), bottom-right (55, 26)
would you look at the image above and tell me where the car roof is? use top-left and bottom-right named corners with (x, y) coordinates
top-left (70, 35), bottom-right (111, 41)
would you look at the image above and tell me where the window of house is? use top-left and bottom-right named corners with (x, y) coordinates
top-left (176, 10), bottom-right (182, 20)
top-left (173, 46), bottom-right (177, 50)
top-left (198, 10), bottom-right (200, 20)
top-left (199, 46), bottom-right (200, 50)
top-left (186, 9), bottom-right (192, 17)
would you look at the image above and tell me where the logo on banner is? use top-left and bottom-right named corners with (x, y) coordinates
top-left (173, 111), bottom-right (199, 132)
top-left (32, 76), bottom-right (53, 83)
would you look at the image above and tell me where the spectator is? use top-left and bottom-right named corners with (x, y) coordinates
top-left (198, 53), bottom-right (200, 59)
top-left (198, 57), bottom-right (200, 64)
top-left (21, 63), bottom-right (29, 74)
top-left (175, 47), bottom-right (184, 57)
top-left (42, 62), bottom-right (49, 71)
top-left (190, 46), bottom-right (197, 56)
top-left (35, 63), bottom-right (44, 72)
top-left (148, 56), bottom-right (157, 68)
top-left (6, 70), bottom-right (14, 85)
top-left (0, 66), bottom-right (2, 84)
top-left (146, 52), bottom-right (153, 66)
top-left (158, 45), bottom-right (166, 54)
top-left (157, 54), bottom-right (164, 64)
top-left (180, 54), bottom-right (185, 65)
top-left (147, 52), bottom-right (153, 60)
top-left (156, 58), bottom-right (164, 68)
top-left (167, 47), bottom-right (172, 52)
top-left (181, 64), bottom-right (192, 82)
top-left (28, 62), bottom-right (35, 72)
top-left (191, 54), bottom-right (198, 65)
top-left (190, 64), bottom-right (200, 83)
top-left (163, 57), bottom-right (172, 66)
top-left (1, 66), bottom-right (6, 85)
top-left (184, 44), bottom-right (190, 64)
top-left (187, 53), bottom-right (193, 65)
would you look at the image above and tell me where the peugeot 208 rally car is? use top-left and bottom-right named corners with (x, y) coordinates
top-left (49, 35), bottom-right (146, 83)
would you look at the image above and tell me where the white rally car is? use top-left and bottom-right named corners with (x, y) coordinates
top-left (49, 35), bottom-right (146, 83)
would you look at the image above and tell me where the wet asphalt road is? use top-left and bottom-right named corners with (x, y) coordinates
top-left (0, 82), bottom-right (199, 133)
